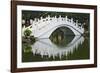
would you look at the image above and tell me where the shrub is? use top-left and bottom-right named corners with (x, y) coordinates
top-left (24, 29), bottom-right (32, 37)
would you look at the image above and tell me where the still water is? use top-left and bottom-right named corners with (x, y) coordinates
top-left (22, 35), bottom-right (90, 62)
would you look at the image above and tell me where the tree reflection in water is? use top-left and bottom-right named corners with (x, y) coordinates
top-left (50, 27), bottom-right (75, 47)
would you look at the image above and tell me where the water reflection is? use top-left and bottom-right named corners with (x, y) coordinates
top-left (22, 27), bottom-right (90, 62)
top-left (50, 35), bottom-right (75, 47)
top-left (31, 36), bottom-right (84, 59)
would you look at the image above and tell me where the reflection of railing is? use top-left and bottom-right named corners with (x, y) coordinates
top-left (31, 36), bottom-right (84, 59)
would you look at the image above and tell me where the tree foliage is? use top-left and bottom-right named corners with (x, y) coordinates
top-left (24, 29), bottom-right (32, 37)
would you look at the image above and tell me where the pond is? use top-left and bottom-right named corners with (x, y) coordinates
top-left (22, 35), bottom-right (90, 62)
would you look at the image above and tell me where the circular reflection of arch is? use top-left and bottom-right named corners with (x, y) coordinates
top-left (49, 26), bottom-right (75, 47)
top-left (32, 36), bottom-right (84, 59)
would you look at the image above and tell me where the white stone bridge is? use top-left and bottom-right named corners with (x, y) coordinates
top-left (22, 15), bottom-right (84, 38)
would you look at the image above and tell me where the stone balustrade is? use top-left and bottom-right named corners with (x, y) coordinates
top-left (22, 15), bottom-right (84, 38)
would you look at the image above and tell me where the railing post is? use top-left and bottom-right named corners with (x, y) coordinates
top-left (54, 16), bottom-right (57, 22)
top-left (65, 16), bottom-right (68, 21)
top-left (30, 19), bottom-right (33, 25)
top-left (47, 15), bottom-right (50, 20)
top-left (22, 19), bottom-right (25, 24)
top-left (75, 20), bottom-right (78, 27)
top-left (40, 17), bottom-right (43, 20)
top-left (71, 18), bottom-right (73, 23)
top-left (37, 18), bottom-right (40, 22)
top-left (59, 15), bottom-right (61, 20)
top-left (58, 15), bottom-right (61, 23)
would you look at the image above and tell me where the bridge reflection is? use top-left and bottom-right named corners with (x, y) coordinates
top-left (31, 36), bottom-right (84, 59)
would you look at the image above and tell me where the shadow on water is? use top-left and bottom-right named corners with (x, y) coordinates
top-left (22, 27), bottom-right (90, 62)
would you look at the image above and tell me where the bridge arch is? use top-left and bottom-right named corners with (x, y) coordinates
top-left (38, 24), bottom-right (83, 38)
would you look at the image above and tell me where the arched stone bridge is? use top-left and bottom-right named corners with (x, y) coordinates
top-left (22, 15), bottom-right (84, 38)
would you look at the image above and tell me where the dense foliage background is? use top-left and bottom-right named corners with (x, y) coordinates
top-left (22, 10), bottom-right (90, 33)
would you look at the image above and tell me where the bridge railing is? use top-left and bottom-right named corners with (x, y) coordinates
top-left (31, 15), bottom-right (84, 32)
top-left (22, 15), bottom-right (84, 37)
top-left (22, 16), bottom-right (85, 39)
